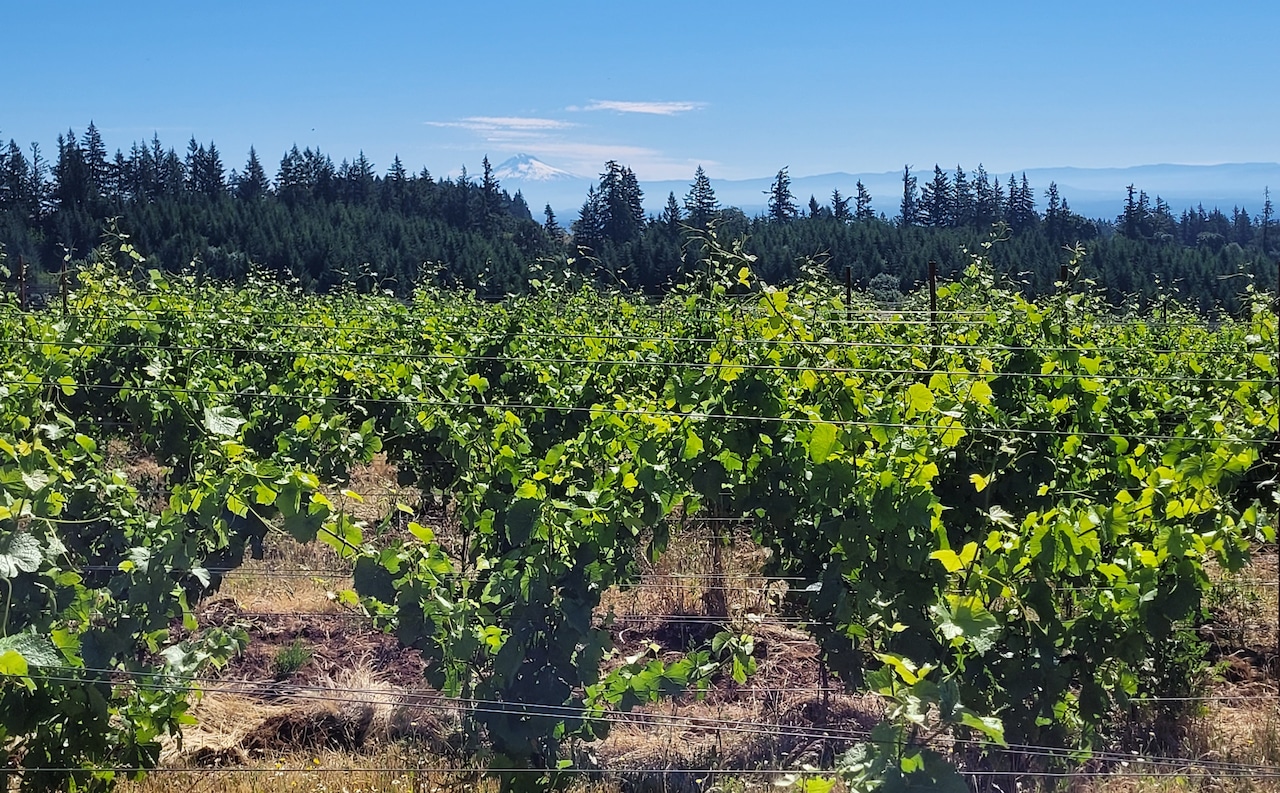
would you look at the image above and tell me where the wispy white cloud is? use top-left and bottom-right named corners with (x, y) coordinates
top-left (571, 100), bottom-right (707, 116)
top-left (425, 116), bottom-right (576, 132)
top-left (424, 113), bottom-right (709, 180)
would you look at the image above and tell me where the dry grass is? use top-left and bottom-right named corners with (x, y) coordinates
top-left (1062, 703), bottom-right (1280, 793)
top-left (109, 457), bottom-right (1280, 792)
top-left (1059, 554), bottom-right (1280, 793)
top-left (118, 747), bottom-right (494, 793)
top-left (600, 518), bottom-right (784, 626)
top-left (1204, 553), bottom-right (1279, 663)
top-left (141, 659), bottom-right (455, 768)
top-left (218, 455), bottom-right (428, 613)
top-left (325, 454), bottom-right (426, 530)
top-left (217, 545), bottom-right (351, 617)
top-left (105, 437), bottom-right (171, 513)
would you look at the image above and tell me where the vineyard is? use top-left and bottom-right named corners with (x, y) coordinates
top-left (0, 231), bottom-right (1276, 792)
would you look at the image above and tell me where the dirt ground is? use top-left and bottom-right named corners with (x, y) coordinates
top-left (112, 459), bottom-right (1280, 792)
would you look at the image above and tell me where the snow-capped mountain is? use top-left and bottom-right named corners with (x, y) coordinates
top-left (492, 154), bottom-right (579, 182)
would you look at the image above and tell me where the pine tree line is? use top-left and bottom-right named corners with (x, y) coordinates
top-left (0, 124), bottom-right (550, 293)
top-left (2, 124), bottom-right (1276, 310)
top-left (566, 162), bottom-right (1276, 309)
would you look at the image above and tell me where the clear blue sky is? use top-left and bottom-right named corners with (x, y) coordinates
top-left (4, 1), bottom-right (1276, 181)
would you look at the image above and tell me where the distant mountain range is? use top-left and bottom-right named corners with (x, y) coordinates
top-left (492, 155), bottom-right (1280, 223)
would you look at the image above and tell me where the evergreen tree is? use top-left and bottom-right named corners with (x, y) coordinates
top-left (308, 149), bottom-right (338, 200)
top-left (28, 142), bottom-right (48, 219)
top-left (766, 167), bottom-right (797, 222)
top-left (509, 190), bottom-right (532, 221)
top-left (480, 155), bottom-right (502, 220)
top-left (276, 145), bottom-right (305, 203)
top-left (236, 147), bottom-right (270, 200)
top-left (1119, 184), bottom-right (1154, 240)
top-left (807, 195), bottom-right (824, 219)
top-left (1262, 187), bottom-right (1274, 252)
top-left (920, 165), bottom-right (952, 227)
top-left (121, 141), bottom-right (149, 201)
top-left (81, 121), bottom-right (108, 198)
top-left (661, 191), bottom-right (683, 229)
top-left (596, 160), bottom-right (644, 244)
top-left (387, 155), bottom-right (407, 184)
top-left (1152, 196), bottom-right (1176, 237)
top-left (572, 185), bottom-right (604, 249)
top-left (898, 165), bottom-right (919, 226)
top-left (1231, 205), bottom-right (1253, 246)
top-left (952, 165), bottom-right (973, 227)
top-left (684, 165), bottom-right (719, 228)
top-left (973, 165), bottom-right (998, 228)
top-left (1178, 205), bottom-right (1202, 245)
top-left (181, 138), bottom-right (226, 198)
top-left (346, 151), bottom-right (376, 204)
top-left (991, 175), bottom-right (1006, 226)
top-left (854, 180), bottom-right (874, 221)
top-left (108, 149), bottom-right (127, 199)
top-left (198, 141), bottom-right (226, 197)
top-left (53, 130), bottom-right (90, 210)
top-left (148, 134), bottom-right (167, 193)
top-left (1005, 173), bottom-right (1036, 232)
top-left (544, 203), bottom-right (564, 240)
top-left (185, 137), bottom-right (204, 192)
top-left (382, 155), bottom-right (407, 209)
top-left (0, 140), bottom-right (33, 216)
top-left (159, 146), bottom-right (184, 196)
top-left (1044, 181), bottom-right (1063, 239)
top-left (620, 167), bottom-right (645, 229)
top-left (831, 187), bottom-right (852, 222)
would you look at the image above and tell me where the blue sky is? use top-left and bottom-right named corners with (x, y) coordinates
top-left (3, 1), bottom-right (1276, 182)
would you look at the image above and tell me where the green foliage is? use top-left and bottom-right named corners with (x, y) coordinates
top-left (0, 228), bottom-right (1273, 792)
top-left (271, 639), bottom-right (312, 678)
top-left (0, 236), bottom-right (381, 791)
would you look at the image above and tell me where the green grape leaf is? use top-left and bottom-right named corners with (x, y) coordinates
top-left (933, 600), bottom-right (1001, 654)
top-left (0, 533), bottom-right (43, 579)
top-left (968, 380), bottom-right (993, 406)
top-left (122, 546), bottom-right (152, 574)
top-left (987, 505), bottom-right (1017, 529)
top-left (20, 470), bottom-right (51, 494)
top-left (203, 405), bottom-right (246, 437)
top-left (683, 431), bottom-right (704, 460)
top-left (353, 556), bottom-right (397, 603)
top-left (907, 383), bottom-right (935, 413)
top-left (808, 423), bottom-right (838, 463)
top-left (408, 522), bottom-right (435, 543)
top-left (958, 710), bottom-right (1007, 745)
top-left (930, 549), bottom-right (964, 573)
top-left (319, 515), bottom-right (363, 558)
top-left (0, 632), bottom-right (61, 668)
top-left (931, 541), bottom-right (977, 573)
top-left (0, 650), bottom-right (27, 677)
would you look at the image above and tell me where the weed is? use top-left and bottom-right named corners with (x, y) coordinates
top-left (272, 639), bottom-right (312, 678)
